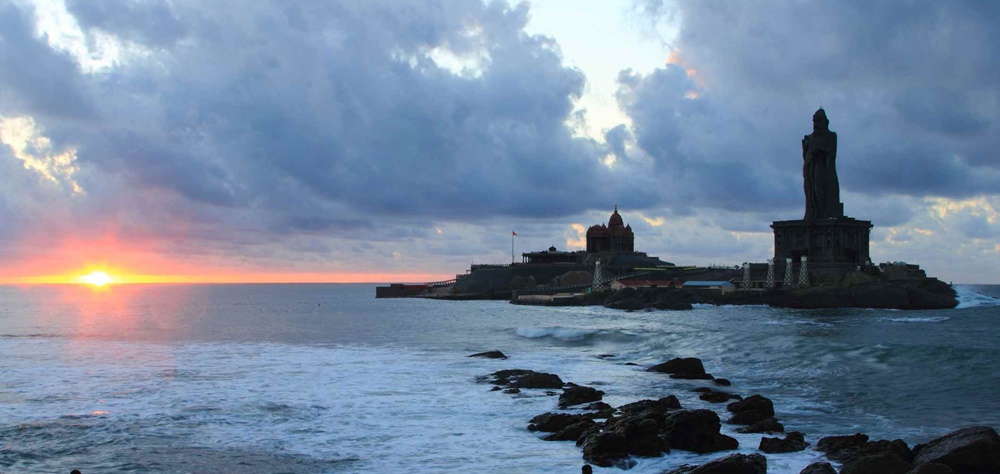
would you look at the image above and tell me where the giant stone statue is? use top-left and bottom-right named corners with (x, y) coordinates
top-left (772, 108), bottom-right (871, 266)
top-left (802, 109), bottom-right (842, 219)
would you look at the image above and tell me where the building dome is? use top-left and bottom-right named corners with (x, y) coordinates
top-left (608, 205), bottom-right (624, 229)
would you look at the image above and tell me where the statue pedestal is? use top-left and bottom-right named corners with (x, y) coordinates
top-left (771, 217), bottom-right (873, 265)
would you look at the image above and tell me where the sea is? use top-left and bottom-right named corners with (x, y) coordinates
top-left (1, 284), bottom-right (998, 473)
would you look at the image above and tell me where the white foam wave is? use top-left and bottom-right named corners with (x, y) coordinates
top-left (514, 326), bottom-right (600, 341)
top-left (879, 316), bottom-right (950, 323)
top-left (955, 286), bottom-right (1000, 309)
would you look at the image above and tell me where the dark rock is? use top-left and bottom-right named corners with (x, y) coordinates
top-left (503, 388), bottom-right (520, 394)
top-left (581, 431), bottom-right (631, 468)
top-left (488, 369), bottom-right (564, 389)
top-left (528, 413), bottom-right (593, 433)
top-left (799, 462), bottom-right (837, 474)
top-left (618, 396), bottom-right (681, 414)
top-left (648, 357), bottom-right (707, 376)
top-left (597, 354), bottom-right (616, 359)
top-left (606, 298), bottom-right (649, 311)
top-left (559, 386), bottom-right (604, 408)
top-left (713, 378), bottom-right (732, 386)
top-left (603, 287), bottom-right (639, 305)
top-left (759, 431), bottom-right (808, 453)
top-left (726, 395), bottom-right (775, 425)
top-left (624, 362), bottom-right (639, 366)
top-left (841, 452), bottom-right (913, 474)
top-left (912, 426), bottom-right (1000, 474)
top-left (468, 350), bottom-right (507, 359)
top-left (583, 402), bottom-right (615, 419)
top-left (544, 420), bottom-right (597, 442)
top-left (817, 433), bottom-right (915, 464)
top-left (817, 433), bottom-right (870, 461)
top-left (663, 409), bottom-right (739, 454)
top-left (671, 373), bottom-right (715, 380)
top-left (664, 453), bottom-right (767, 474)
top-left (736, 417), bottom-right (785, 434)
top-left (698, 389), bottom-right (742, 403)
top-left (907, 463), bottom-right (954, 474)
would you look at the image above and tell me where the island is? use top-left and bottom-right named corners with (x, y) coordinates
top-left (377, 109), bottom-right (957, 310)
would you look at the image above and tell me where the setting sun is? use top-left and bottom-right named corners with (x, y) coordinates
top-left (79, 271), bottom-right (113, 287)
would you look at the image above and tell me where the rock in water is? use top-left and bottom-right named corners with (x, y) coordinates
top-left (662, 409), bottom-right (739, 454)
top-left (907, 464), bottom-right (955, 474)
top-left (488, 369), bottom-right (564, 389)
top-left (528, 413), bottom-right (593, 433)
top-left (911, 426), bottom-right (1000, 474)
top-left (759, 431), bottom-right (808, 453)
top-left (799, 462), bottom-right (837, 474)
top-left (840, 452), bottom-right (912, 474)
top-left (468, 350), bottom-right (507, 359)
top-left (647, 357), bottom-right (707, 375)
top-left (559, 386), bottom-right (604, 408)
top-left (726, 395), bottom-right (775, 425)
top-left (663, 453), bottom-right (767, 474)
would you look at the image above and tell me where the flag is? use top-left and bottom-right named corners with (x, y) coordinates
top-left (512, 231), bottom-right (517, 236)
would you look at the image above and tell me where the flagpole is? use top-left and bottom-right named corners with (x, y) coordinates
top-left (511, 231), bottom-right (514, 264)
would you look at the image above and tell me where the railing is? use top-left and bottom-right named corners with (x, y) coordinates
top-left (426, 279), bottom-right (457, 287)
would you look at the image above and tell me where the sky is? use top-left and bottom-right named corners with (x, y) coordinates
top-left (0, 0), bottom-right (998, 284)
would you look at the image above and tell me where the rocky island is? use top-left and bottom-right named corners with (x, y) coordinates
top-left (377, 109), bottom-right (957, 310)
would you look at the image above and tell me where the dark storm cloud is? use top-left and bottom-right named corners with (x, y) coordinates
top-left (19, 0), bottom-right (634, 233)
top-left (625, 0), bottom-right (1000, 218)
top-left (0, 4), bottom-right (92, 119)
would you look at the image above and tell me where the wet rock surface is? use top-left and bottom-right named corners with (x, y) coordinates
top-left (664, 453), bottom-right (767, 474)
top-left (759, 431), bottom-right (808, 453)
top-left (799, 461), bottom-right (837, 474)
top-left (726, 395), bottom-right (775, 425)
top-left (468, 350), bottom-right (507, 359)
top-left (911, 426), bottom-right (1000, 474)
top-left (559, 385), bottom-right (604, 408)
top-left (485, 369), bottom-right (564, 389)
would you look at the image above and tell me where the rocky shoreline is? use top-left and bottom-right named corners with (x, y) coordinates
top-left (469, 351), bottom-right (999, 473)
top-left (512, 277), bottom-right (958, 311)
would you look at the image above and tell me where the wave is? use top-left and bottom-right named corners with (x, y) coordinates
top-left (514, 326), bottom-right (637, 343)
top-left (954, 286), bottom-right (1000, 309)
top-left (878, 316), bottom-right (950, 323)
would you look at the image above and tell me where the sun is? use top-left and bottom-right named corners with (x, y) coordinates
top-left (79, 271), bottom-right (114, 287)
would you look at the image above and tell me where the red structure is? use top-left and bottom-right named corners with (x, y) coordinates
top-left (586, 206), bottom-right (635, 253)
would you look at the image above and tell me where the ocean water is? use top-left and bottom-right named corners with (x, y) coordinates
top-left (1, 284), bottom-right (998, 473)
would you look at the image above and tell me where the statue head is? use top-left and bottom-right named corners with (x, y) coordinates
top-left (812, 108), bottom-right (829, 132)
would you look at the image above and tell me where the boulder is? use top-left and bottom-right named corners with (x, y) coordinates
top-left (559, 386), bottom-right (605, 408)
top-left (736, 417), bottom-right (784, 434)
top-left (713, 378), bottom-right (732, 386)
top-left (816, 433), bottom-right (869, 461)
top-left (912, 426), bottom-right (1000, 474)
top-left (617, 396), bottom-right (681, 414)
top-left (663, 409), bottom-right (739, 454)
top-left (581, 431), bottom-right (632, 468)
top-left (799, 462), bottom-right (837, 474)
top-left (907, 463), bottom-right (954, 474)
top-left (817, 433), bottom-right (914, 464)
top-left (606, 298), bottom-right (649, 311)
top-left (468, 350), bottom-right (508, 359)
top-left (648, 357), bottom-right (707, 376)
top-left (488, 369), bottom-right (564, 389)
top-left (582, 402), bottom-right (615, 419)
top-left (544, 419), bottom-right (597, 442)
top-left (841, 452), bottom-right (913, 474)
top-left (528, 413), bottom-right (593, 433)
top-left (697, 388), bottom-right (742, 403)
top-left (671, 373), bottom-right (715, 380)
top-left (726, 395), bottom-right (775, 425)
top-left (759, 431), bottom-right (808, 453)
top-left (664, 453), bottom-right (767, 474)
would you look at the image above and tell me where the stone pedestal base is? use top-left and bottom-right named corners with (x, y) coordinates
top-left (771, 218), bottom-right (872, 265)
